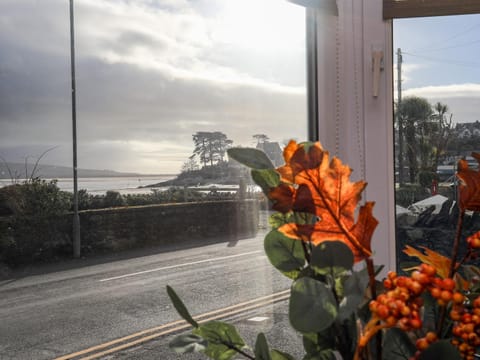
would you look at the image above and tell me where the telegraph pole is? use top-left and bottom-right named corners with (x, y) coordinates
top-left (397, 48), bottom-right (404, 185)
top-left (69, 0), bottom-right (81, 258)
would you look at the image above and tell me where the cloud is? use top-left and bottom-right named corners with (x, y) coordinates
top-left (0, 0), bottom-right (307, 173)
top-left (404, 83), bottom-right (480, 98)
top-left (402, 83), bottom-right (480, 123)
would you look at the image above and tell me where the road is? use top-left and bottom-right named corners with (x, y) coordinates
top-left (0, 230), bottom-right (298, 360)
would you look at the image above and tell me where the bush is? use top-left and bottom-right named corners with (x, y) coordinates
top-left (417, 170), bottom-right (438, 188)
top-left (395, 184), bottom-right (431, 208)
top-left (0, 179), bottom-right (72, 266)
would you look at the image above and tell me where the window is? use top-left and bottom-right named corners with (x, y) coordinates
top-left (0, 1), bottom-right (307, 358)
top-left (393, 13), bottom-right (480, 269)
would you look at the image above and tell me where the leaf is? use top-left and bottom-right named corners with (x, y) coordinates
top-left (402, 246), bottom-right (451, 279)
top-left (166, 285), bottom-right (198, 328)
top-left (289, 277), bottom-right (338, 333)
top-left (252, 169), bottom-right (281, 195)
top-left (456, 153), bottom-right (480, 211)
top-left (338, 268), bottom-right (370, 320)
top-left (271, 349), bottom-right (296, 360)
top-left (264, 229), bottom-right (305, 279)
top-left (169, 334), bottom-right (207, 354)
top-left (417, 340), bottom-right (462, 360)
top-left (267, 141), bottom-right (377, 262)
top-left (227, 147), bottom-right (275, 169)
top-left (382, 328), bottom-right (415, 360)
top-left (193, 321), bottom-right (247, 360)
top-left (255, 333), bottom-right (271, 360)
top-left (310, 241), bottom-right (354, 276)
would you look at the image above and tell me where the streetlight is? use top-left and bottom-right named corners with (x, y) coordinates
top-left (69, 0), bottom-right (81, 258)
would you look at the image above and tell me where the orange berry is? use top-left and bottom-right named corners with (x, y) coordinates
top-left (410, 317), bottom-right (422, 329)
top-left (416, 338), bottom-right (430, 351)
top-left (452, 292), bottom-right (465, 304)
top-left (440, 290), bottom-right (453, 302)
top-left (420, 264), bottom-right (436, 277)
top-left (425, 332), bottom-right (438, 343)
top-left (442, 278), bottom-right (456, 291)
top-left (430, 287), bottom-right (441, 299)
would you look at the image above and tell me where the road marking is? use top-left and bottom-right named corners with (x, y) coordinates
top-left (247, 316), bottom-right (269, 322)
top-left (98, 250), bottom-right (263, 282)
top-left (54, 289), bottom-right (290, 360)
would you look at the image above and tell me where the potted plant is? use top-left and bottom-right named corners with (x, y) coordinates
top-left (167, 140), bottom-right (480, 360)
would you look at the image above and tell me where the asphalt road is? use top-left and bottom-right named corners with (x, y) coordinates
top-left (0, 229), bottom-right (299, 360)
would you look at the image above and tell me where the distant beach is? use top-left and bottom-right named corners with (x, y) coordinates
top-left (0, 175), bottom-right (175, 195)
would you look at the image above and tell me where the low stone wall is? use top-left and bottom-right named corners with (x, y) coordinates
top-left (0, 200), bottom-right (259, 266)
top-left (73, 199), bottom-right (260, 252)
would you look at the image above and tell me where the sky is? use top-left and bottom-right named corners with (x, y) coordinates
top-left (0, 0), bottom-right (307, 174)
top-left (1, 2), bottom-right (479, 174)
top-left (393, 14), bottom-right (480, 123)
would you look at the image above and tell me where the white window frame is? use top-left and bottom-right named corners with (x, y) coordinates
top-left (309, 0), bottom-right (396, 271)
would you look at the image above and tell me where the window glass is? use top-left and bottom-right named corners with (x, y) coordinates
top-left (0, 1), bottom-right (307, 358)
top-left (393, 14), bottom-right (480, 270)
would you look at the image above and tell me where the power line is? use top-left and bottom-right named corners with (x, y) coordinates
top-left (409, 38), bottom-right (480, 53)
top-left (402, 51), bottom-right (480, 68)
top-left (406, 21), bottom-right (480, 53)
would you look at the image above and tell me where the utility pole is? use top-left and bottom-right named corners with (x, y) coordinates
top-left (397, 48), bottom-right (404, 185)
top-left (69, 0), bottom-right (81, 258)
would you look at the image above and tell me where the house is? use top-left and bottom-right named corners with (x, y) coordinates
top-left (256, 141), bottom-right (284, 167)
top-left (455, 121), bottom-right (480, 138)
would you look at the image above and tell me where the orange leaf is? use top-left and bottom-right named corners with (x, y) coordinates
top-left (457, 152), bottom-right (480, 212)
top-left (270, 141), bottom-right (378, 262)
top-left (403, 245), bottom-right (452, 279)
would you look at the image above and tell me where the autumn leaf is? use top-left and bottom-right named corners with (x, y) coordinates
top-left (269, 140), bottom-right (378, 262)
top-left (456, 152), bottom-right (480, 212)
top-left (403, 245), bottom-right (452, 279)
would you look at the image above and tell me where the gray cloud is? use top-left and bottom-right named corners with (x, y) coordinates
top-left (0, 0), bottom-right (307, 173)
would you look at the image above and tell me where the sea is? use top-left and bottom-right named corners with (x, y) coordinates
top-left (0, 175), bottom-right (175, 195)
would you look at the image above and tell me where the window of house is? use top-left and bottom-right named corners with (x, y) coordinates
top-left (0, 1), bottom-right (308, 358)
top-left (392, 13), bottom-right (480, 270)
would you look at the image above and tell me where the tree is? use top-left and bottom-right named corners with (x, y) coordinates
top-left (181, 158), bottom-right (199, 173)
top-left (191, 131), bottom-right (233, 168)
top-left (430, 102), bottom-right (453, 172)
top-left (397, 96), bottom-right (433, 183)
top-left (252, 134), bottom-right (269, 145)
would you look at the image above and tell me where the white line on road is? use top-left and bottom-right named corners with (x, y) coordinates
top-left (99, 250), bottom-right (263, 282)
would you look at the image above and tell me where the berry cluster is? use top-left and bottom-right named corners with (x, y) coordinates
top-left (371, 264), bottom-right (438, 329)
top-left (450, 296), bottom-right (480, 360)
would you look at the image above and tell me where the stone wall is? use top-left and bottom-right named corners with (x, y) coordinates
top-left (74, 199), bottom-right (259, 252)
top-left (0, 200), bottom-right (259, 266)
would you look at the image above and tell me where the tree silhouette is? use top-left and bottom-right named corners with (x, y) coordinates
top-left (191, 131), bottom-right (233, 168)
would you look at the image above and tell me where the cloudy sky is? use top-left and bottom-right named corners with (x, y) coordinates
top-left (0, 0), bottom-right (307, 174)
top-left (393, 14), bottom-right (480, 122)
top-left (1, 2), bottom-right (479, 174)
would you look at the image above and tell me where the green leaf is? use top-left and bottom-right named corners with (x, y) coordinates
top-left (251, 169), bottom-right (281, 194)
top-left (271, 349), bottom-right (296, 360)
top-left (169, 334), bottom-right (207, 354)
top-left (264, 229), bottom-right (305, 279)
top-left (255, 333), bottom-right (271, 360)
top-left (417, 340), bottom-right (462, 360)
top-left (338, 268), bottom-right (370, 321)
top-left (193, 321), bottom-right (247, 360)
top-left (227, 148), bottom-right (275, 169)
top-left (310, 241), bottom-right (354, 276)
top-left (289, 277), bottom-right (338, 333)
top-left (382, 328), bottom-right (415, 360)
top-left (166, 285), bottom-right (198, 328)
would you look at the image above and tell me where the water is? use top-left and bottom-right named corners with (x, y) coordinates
top-left (0, 175), bottom-right (175, 195)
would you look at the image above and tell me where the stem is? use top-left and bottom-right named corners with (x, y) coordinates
top-left (437, 210), bottom-right (465, 334)
top-left (449, 210), bottom-right (465, 278)
top-left (302, 240), bottom-right (311, 263)
top-left (366, 258), bottom-right (382, 359)
top-left (221, 341), bottom-right (255, 360)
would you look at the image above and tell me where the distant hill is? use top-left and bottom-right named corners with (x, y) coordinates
top-left (0, 162), bottom-right (143, 179)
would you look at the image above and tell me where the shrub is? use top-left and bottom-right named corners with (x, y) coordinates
top-left (0, 179), bottom-right (71, 266)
